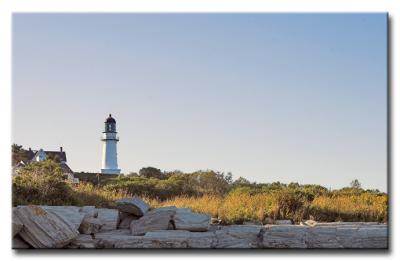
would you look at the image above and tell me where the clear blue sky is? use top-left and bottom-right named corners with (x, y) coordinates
top-left (12, 14), bottom-right (387, 191)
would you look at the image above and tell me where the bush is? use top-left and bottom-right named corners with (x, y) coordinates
top-left (12, 160), bottom-right (76, 206)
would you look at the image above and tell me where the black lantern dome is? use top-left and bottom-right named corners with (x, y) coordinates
top-left (104, 114), bottom-right (116, 132)
top-left (106, 114), bottom-right (116, 124)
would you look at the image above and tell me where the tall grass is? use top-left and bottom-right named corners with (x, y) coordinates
top-left (152, 191), bottom-right (387, 224)
top-left (72, 183), bottom-right (131, 208)
top-left (155, 195), bottom-right (223, 218)
top-left (310, 193), bottom-right (388, 222)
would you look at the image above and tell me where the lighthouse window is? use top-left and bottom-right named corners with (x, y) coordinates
top-left (109, 124), bottom-right (112, 131)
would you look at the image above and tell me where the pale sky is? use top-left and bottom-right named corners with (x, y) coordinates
top-left (12, 14), bottom-right (387, 191)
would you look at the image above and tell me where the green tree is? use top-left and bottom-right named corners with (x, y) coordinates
top-left (139, 167), bottom-right (164, 179)
top-left (350, 179), bottom-right (361, 189)
top-left (233, 176), bottom-right (251, 185)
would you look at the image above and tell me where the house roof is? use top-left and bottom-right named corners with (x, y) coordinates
top-left (60, 162), bottom-right (74, 174)
top-left (26, 149), bottom-right (67, 162)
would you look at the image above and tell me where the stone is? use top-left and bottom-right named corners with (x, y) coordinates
top-left (115, 197), bottom-right (150, 216)
top-left (130, 208), bottom-right (175, 235)
top-left (211, 217), bottom-right (221, 225)
top-left (79, 206), bottom-right (98, 218)
top-left (274, 220), bottom-right (293, 225)
top-left (262, 225), bottom-right (307, 248)
top-left (115, 230), bottom-right (215, 248)
top-left (94, 229), bottom-right (134, 248)
top-left (12, 208), bottom-right (23, 237)
top-left (174, 209), bottom-right (210, 232)
top-left (150, 206), bottom-right (191, 214)
top-left (118, 214), bottom-right (138, 229)
top-left (243, 221), bottom-right (263, 226)
top-left (68, 234), bottom-right (98, 249)
top-left (97, 208), bottom-right (119, 231)
top-left (41, 206), bottom-right (85, 230)
top-left (300, 220), bottom-right (317, 226)
top-left (12, 235), bottom-right (31, 249)
top-left (15, 205), bottom-right (79, 248)
top-left (263, 217), bottom-right (275, 224)
top-left (214, 225), bottom-right (262, 248)
top-left (357, 225), bottom-right (388, 248)
top-left (79, 217), bottom-right (103, 234)
top-left (306, 226), bottom-right (341, 248)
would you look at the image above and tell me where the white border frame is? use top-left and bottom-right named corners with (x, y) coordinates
top-left (0, 0), bottom-right (397, 260)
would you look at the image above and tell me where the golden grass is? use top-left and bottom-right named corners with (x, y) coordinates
top-left (310, 193), bottom-right (388, 222)
top-left (72, 183), bottom-right (131, 208)
top-left (152, 192), bottom-right (387, 224)
top-left (71, 183), bottom-right (387, 224)
top-left (154, 195), bottom-right (223, 218)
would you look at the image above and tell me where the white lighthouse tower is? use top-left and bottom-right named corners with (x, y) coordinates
top-left (101, 114), bottom-right (121, 174)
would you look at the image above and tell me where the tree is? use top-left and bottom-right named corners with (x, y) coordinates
top-left (12, 143), bottom-right (29, 166)
top-left (233, 176), bottom-right (251, 185)
top-left (139, 167), bottom-right (164, 179)
top-left (350, 179), bottom-right (361, 189)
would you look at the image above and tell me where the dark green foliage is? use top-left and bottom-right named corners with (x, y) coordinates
top-left (139, 167), bottom-right (165, 179)
top-left (102, 170), bottom-right (230, 200)
top-left (11, 143), bottom-right (29, 166)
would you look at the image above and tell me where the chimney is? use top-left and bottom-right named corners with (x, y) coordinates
top-left (60, 147), bottom-right (63, 152)
top-left (28, 147), bottom-right (32, 151)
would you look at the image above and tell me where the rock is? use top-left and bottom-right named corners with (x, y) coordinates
top-left (243, 221), bottom-right (263, 226)
top-left (97, 208), bottom-right (119, 231)
top-left (214, 225), bottom-right (262, 248)
top-left (274, 220), bottom-right (293, 225)
top-left (130, 208), bottom-right (175, 235)
top-left (305, 224), bottom-right (388, 248)
top-left (115, 197), bottom-right (150, 216)
top-left (15, 205), bottom-right (79, 248)
top-left (174, 209), bottom-right (210, 232)
top-left (211, 217), bottom-right (221, 225)
top-left (42, 206), bottom-right (85, 230)
top-left (79, 217), bottom-right (103, 234)
top-left (118, 214), bottom-right (138, 229)
top-left (68, 234), bottom-right (98, 249)
top-left (300, 220), bottom-right (317, 226)
top-left (12, 208), bottom-right (23, 237)
top-left (79, 206), bottom-right (98, 218)
top-left (263, 217), bottom-right (275, 225)
top-left (115, 231), bottom-right (215, 248)
top-left (150, 206), bottom-right (191, 214)
top-left (262, 225), bottom-right (307, 248)
top-left (356, 225), bottom-right (388, 248)
top-left (306, 226), bottom-right (341, 248)
top-left (94, 229), bottom-right (134, 248)
top-left (12, 235), bottom-right (31, 249)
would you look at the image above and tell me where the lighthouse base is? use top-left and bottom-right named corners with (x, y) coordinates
top-left (101, 168), bottom-right (121, 175)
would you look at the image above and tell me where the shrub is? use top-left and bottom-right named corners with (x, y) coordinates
top-left (12, 160), bottom-right (76, 206)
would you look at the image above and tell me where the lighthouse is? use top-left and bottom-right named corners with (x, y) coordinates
top-left (101, 114), bottom-right (121, 174)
